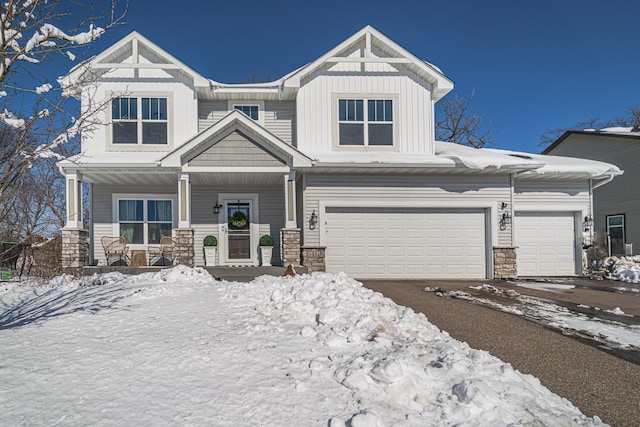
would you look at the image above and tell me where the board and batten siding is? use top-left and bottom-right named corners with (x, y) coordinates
top-left (296, 70), bottom-right (435, 154)
top-left (187, 131), bottom-right (285, 167)
top-left (302, 174), bottom-right (511, 247)
top-left (546, 134), bottom-right (638, 251)
top-left (197, 100), bottom-right (296, 146)
top-left (191, 185), bottom-right (285, 266)
top-left (91, 185), bottom-right (178, 265)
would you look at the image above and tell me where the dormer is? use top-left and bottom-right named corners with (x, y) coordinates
top-left (62, 31), bottom-right (210, 156)
top-left (284, 26), bottom-right (453, 155)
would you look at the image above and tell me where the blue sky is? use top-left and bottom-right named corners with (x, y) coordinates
top-left (85, 0), bottom-right (640, 153)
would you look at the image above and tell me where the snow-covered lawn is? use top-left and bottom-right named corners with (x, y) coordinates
top-left (0, 267), bottom-right (606, 426)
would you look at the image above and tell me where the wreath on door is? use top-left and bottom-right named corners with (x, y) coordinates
top-left (231, 211), bottom-right (248, 228)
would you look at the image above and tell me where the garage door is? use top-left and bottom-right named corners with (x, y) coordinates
top-left (325, 207), bottom-right (487, 279)
top-left (515, 212), bottom-right (576, 276)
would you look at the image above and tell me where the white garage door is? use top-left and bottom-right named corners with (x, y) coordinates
top-left (515, 212), bottom-right (577, 276)
top-left (325, 207), bottom-right (487, 279)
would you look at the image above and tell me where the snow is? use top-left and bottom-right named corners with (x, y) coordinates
top-left (0, 267), bottom-right (606, 426)
top-left (428, 284), bottom-right (640, 352)
top-left (602, 256), bottom-right (640, 284)
top-left (35, 82), bottom-right (52, 94)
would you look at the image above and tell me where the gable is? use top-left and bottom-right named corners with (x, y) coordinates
top-left (186, 131), bottom-right (287, 167)
top-left (284, 25), bottom-right (453, 100)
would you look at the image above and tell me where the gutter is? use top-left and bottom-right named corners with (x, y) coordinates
top-left (592, 172), bottom-right (621, 189)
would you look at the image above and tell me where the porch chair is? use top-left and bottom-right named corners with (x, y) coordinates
top-left (101, 236), bottom-right (130, 266)
top-left (148, 236), bottom-right (177, 266)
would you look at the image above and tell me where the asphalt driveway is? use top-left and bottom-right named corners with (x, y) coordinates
top-left (361, 278), bottom-right (640, 427)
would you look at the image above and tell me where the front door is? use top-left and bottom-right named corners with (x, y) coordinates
top-left (223, 199), bottom-right (254, 264)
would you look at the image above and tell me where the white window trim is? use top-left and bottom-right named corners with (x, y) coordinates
top-left (229, 100), bottom-right (265, 125)
top-left (332, 93), bottom-right (399, 151)
top-left (111, 193), bottom-right (178, 248)
top-left (107, 92), bottom-right (174, 152)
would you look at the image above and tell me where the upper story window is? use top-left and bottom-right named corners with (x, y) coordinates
top-left (338, 98), bottom-right (393, 146)
top-left (234, 105), bottom-right (259, 121)
top-left (112, 97), bottom-right (168, 145)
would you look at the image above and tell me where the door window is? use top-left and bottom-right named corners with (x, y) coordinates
top-left (227, 202), bottom-right (251, 260)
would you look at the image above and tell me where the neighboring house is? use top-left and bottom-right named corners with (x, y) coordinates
top-left (58, 26), bottom-right (621, 279)
top-left (543, 128), bottom-right (636, 256)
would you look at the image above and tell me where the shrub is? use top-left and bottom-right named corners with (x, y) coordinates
top-left (259, 235), bottom-right (274, 246)
top-left (203, 235), bottom-right (217, 247)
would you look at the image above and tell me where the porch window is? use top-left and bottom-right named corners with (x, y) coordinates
top-left (112, 97), bottom-right (168, 145)
top-left (118, 198), bottom-right (173, 245)
top-left (338, 98), bottom-right (393, 146)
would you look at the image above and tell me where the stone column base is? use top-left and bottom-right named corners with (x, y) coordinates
top-left (174, 228), bottom-right (194, 266)
top-left (62, 228), bottom-right (89, 269)
top-left (493, 246), bottom-right (517, 279)
top-left (301, 246), bottom-right (326, 273)
top-left (281, 228), bottom-right (301, 267)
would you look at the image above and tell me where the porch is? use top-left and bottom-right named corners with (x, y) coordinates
top-left (73, 265), bottom-right (309, 282)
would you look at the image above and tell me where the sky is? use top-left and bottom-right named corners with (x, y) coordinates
top-left (79, 0), bottom-right (640, 154)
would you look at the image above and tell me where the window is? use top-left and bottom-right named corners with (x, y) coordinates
top-left (118, 198), bottom-right (173, 245)
top-left (112, 97), bottom-right (168, 145)
top-left (338, 98), bottom-right (393, 146)
top-left (234, 105), bottom-right (259, 121)
top-left (606, 214), bottom-right (625, 255)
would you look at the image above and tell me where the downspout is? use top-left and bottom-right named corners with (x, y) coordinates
top-left (510, 173), bottom-right (515, 246)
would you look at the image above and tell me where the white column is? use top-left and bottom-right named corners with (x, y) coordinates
top-left (178, 173), bottom-right (191, 228)
top-left (284, 171), bottom-right (297, 228)
top-left (64, 172), bottom-right (83, 229)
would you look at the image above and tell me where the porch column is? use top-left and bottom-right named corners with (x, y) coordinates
top-left (64, 172), bottom-right (83, 229)
top-left (178, 173), bottom-right (191, 228)
top-left (284, 172), bottom-right (297, 228)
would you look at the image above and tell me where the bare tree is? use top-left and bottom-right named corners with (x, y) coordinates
top-left (0, 1), bottom-right (125, 269)
top-left (435, 90), bottom-right (494, 148)
top-left (0, 1), bottom-right (125, 200)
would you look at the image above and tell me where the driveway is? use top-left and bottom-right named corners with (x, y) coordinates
top-left (360, 278), bottom-right (640, 427)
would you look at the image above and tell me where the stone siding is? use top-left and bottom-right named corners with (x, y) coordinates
top-left (174, 228), bottom-right (194, 266)
top-left (281, 228), bottom-right (301, 267)
top-left (301, 246), bottom-right (326, 273)
top-left (493, 246), bottom-right (517, 279)
top-left (62, 228), bottom-right (89, 269)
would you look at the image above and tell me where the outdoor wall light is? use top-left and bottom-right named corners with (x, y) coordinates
top-left (499, 211), bottom-right (511, 231)
top-left (309, 210), bottom-right (318, 230)
top-left (583, 215), bottom-right (594, 231)
top-left (213, 202), bottom-right (222, 215)
top-left (500, 202), bottom-right (508, 210)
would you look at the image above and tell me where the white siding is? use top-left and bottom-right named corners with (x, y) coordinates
top-left (265, 100), bottom-right (296, 145)
top-left (198, 100), bottom-right (228, 131)
top-left (296, 69), bottom-right (435, 154)
top-left (302, 174), bottom-right (510, 247)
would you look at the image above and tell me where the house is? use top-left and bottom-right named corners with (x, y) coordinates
top-left (58, 26), bottom-right (621, 279)
top-left (543, 128), bottom-right (635, 256)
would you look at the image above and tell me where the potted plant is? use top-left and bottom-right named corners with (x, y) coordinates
top-left (203, 235), bottom-right (217, 266)
top-left (259, 234), bottom-right (274, 266)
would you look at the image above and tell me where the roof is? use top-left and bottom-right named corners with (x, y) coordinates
top-left (543, 129), bottom-right (640, 154)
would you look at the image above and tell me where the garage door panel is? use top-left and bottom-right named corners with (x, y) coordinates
top-left (515, 212), bottom-right (576, 276)
top-left (325, 207), bottom-right (487, 279)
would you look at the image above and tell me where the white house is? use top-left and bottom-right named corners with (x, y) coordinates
top-left (58, 26), bottom-right (621, 279)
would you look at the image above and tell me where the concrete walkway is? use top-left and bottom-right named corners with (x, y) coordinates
top-left (361, 279), bottom-right (640, 427)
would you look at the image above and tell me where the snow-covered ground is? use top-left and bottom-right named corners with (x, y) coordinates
top-left (0, 267), bottom-right (607, 426)
top-left (425, 284), bottom-right (640, 353)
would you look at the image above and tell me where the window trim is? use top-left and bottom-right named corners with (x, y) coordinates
top-left (332, 93), bottom-right (399, 151)
top-left (112, 193), bottom-right (177, 248)
top-left (606, 214), bottom-right (626, 255)
top-left (108, 92), bottom-right (173, 151)
top-left (229, 100), bottom-right (265, 124)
